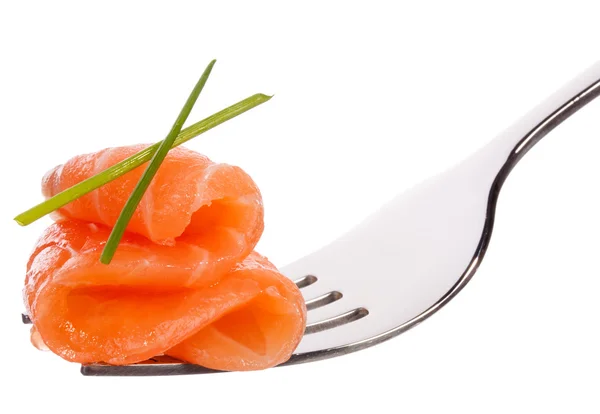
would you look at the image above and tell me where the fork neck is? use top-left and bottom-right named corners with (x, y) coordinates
top-left (465, 61), bottom-right (600, 187)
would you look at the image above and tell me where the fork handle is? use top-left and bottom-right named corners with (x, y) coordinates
top-left (465, 60), bottom-right (600, 185)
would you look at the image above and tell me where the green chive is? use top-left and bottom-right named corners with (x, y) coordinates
top-left (13, 93), bottom-right (273, 226)
top-left (99, 61), bottom-right (214, 264)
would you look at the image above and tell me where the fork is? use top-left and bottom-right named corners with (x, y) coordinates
top-left (22, 61), bottom-right (600, 376)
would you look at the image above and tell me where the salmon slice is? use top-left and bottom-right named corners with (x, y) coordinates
top-left (167, 252), bottom-right (307, 371)
top-left (42, 145), bottom-right (264, 247)
top-left (24, 220), bottom-right (306, 370)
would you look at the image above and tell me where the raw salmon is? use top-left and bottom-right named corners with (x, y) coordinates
top-left (25, 220), bottom-right (306, 370)
top-left (42, 145), bottom-right (264, 247)
top-left (25, 145), bottom-right (307, 371)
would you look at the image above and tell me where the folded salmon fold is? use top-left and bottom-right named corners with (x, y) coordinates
top-left (25, 145), bottom-right (306, 371)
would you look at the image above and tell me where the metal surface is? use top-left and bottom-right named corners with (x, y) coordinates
top-left (22, 61), bottom-right (600, 376)
top-left (282, 60), bottom-right (600, 363)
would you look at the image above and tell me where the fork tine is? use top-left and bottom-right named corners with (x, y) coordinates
top-left (81, 356), bottom-right (222, 376)
top-left (305, 291), bottom-right (343, 311)
top-left (304, 308), bottom-right (369, 334)
top-left (294, 275), bottom-right (317, 288)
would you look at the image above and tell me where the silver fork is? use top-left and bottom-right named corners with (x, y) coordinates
top-left (22, 61), bottom-right (600, 376)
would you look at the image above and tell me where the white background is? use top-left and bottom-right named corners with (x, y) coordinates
top-left (1, 1), bottom-right (599, 412)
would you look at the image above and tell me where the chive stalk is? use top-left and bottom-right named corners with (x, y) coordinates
top-left (13, 93), bottom-right (272, 226)
top-left (99, 60), bottom-right (215, 264)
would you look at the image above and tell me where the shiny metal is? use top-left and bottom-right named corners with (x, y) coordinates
top-left (282, 61), bottom-right (600, 365)
top-left (305, 291), bottom-right (343, 311)
top-left (81, 355), bottom-right (221, 376)
top-left (294, 275), bottom-right (318, 288)
top-left (21, 61), bottom-right (600, 376)
top-left (304, 308), bottom-right (369, 335)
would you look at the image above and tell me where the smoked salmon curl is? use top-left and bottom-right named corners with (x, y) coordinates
top-left (25, 145), bottom-right (306, 371)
